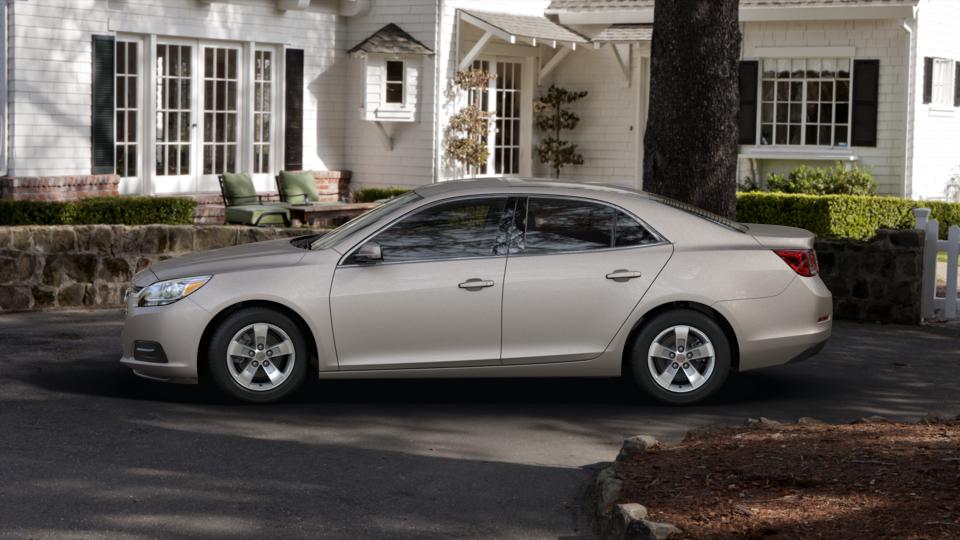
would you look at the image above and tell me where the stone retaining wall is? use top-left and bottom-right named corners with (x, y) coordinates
top-left (815, 229), bottom-right (924, 324)
top-left (0, 225), bottom-right (322, 312)
top-left (0, 226), bottom-right (927, 323)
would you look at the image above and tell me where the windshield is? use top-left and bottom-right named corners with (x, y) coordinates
top-left (647, 193), bottom-right (749, 233)
top-left (310, 191), bottom-right (423, 250)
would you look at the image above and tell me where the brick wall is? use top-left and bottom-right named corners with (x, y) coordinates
top-left (0, 175), bottom-right (120, 201)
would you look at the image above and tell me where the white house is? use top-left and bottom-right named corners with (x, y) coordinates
top-left (0, 0), bottom-right (958, 202)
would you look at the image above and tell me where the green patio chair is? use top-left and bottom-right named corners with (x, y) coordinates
top-left (276, 171), bottom-right (322, 205)
top-left (218, 173), bottom-right (291, 227)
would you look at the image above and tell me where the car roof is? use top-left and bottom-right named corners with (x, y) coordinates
top-left (413, 177), bottom-right (654, 199)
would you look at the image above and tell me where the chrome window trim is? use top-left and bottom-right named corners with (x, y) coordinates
top-left (336, 192), bottom-right (670, 268)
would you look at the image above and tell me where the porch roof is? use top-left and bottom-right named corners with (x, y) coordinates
top-left (459, 9), bottom-right (588, 48)
top-left (348, 23), bottom-right (434, 56)
top-left (591, 24), bottom-right (652, 43)
top-left (546, 0), bottom-right (916, 11)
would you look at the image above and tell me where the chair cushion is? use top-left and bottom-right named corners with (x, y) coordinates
top-left (224, 205), bottom-right (290, 226)
top-left (222, 172), bottom-right (258, 206)
top-left (278, 171), bottom-right (319, 204)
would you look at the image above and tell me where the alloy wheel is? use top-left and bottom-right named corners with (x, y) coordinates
top-left (647, 324), bottom-right (716, 394)
top-left (226, 323), bottom-right (297, 392)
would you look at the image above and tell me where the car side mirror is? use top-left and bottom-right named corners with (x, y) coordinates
top-left (353, 241), bottom-right (382, 264)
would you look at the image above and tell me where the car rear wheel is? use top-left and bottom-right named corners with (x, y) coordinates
top-left (629, 309), bottom-right (731, 405)
top-left (207, 307), bottom-right (308, 403)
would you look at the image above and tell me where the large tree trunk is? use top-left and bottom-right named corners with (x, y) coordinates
top-left (642, 0), bottom-right (741, 219)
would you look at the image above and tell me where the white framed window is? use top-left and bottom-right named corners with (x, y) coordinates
top-left (471, 58), bottom-right (523, 176)
top-left (384, 60), bottom-right (404, 105)
top-left (932, 57), bottom-right (955, 107)
top-left (201, 45), bottom-right (241, 177)
top-left (759, 58), bottom-right (852, 147)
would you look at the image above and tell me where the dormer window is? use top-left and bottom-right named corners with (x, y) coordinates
top-left (349, 23), bottom-right (433, 123)
top-left (385, 60), bottom-right (404, 105)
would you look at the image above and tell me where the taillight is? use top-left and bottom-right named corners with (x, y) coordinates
top-left (774, 249), bottom-right (819, 277)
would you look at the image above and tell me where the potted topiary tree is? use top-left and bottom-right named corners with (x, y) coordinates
top-left (534, 85), bottom-right (588, 178)
top-left (445, 69), bottom-right (497, 176)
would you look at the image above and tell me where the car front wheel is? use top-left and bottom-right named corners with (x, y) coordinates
top-left (630, 309), bottom-right (731, 405)
top-left (207, 307), bottom-right (308, 403)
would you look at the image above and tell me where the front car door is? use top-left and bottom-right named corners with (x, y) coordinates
top-left (329, 197), bottom-right (514, 370)
top-left (500, 196), bottom-right (673, 365)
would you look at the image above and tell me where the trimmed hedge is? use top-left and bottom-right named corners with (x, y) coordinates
top-left (736, 192), bottom-right (960, 240)
top-left (352, 187), bottom-right (410, 203)
top-left (0, 196), bottom-right (197, 226)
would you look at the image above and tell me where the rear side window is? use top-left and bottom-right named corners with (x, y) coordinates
top-left (517, 198), bottom-right (658, 254)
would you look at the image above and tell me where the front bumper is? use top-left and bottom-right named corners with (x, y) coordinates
top-left (715, 275), bottom-right (833, 371)
top-left (119, 296), bottom-right (212, 383)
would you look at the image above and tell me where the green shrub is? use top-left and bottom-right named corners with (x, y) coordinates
top-left (352, 187), bottom-right (410, 203)
top-left (766, 163), bottom-right (875, 195)
top-left (0, 197), bottom-right (197, 226)
top-left (736, 192), bottom-right (960, 240)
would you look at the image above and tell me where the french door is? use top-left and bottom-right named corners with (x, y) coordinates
top-left (471, 58), bottom-right (530, 177)
top-left (146, 39), bottom-right (277, 194)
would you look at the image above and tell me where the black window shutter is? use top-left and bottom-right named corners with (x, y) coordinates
top-left (91, 35), bottom-right (116, 175)
top-left (284, 48), bottom-right (305, 171)
top-left (923, 57), bottom-right (933, 104)
top-left (738, 61), bottom-right (759, 145)
top-left (954, 61), bottom-right (960, 107)
top-left (851, 60), bottom-right (879, 147)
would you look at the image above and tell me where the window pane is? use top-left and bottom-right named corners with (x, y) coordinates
top-left (386, 60), bottom-right (403, 82)
top-left (819, 125), bottom-right (832, 146)
top-left (761, 124), bottom-right (773, 145)
top-left (835, 125), bottom-right (848, 146)
top-left (615, 213), bottom-right (657, 247)
top-left (819, 104), bottom-right (833, 123)
top-left (761, 103), bottom-right (773, 122)
top-left (806, 104), bottom-right (818, 123)
top-left (386, 82), bottom-right (403, 104)
top-left (524, 199), bottom-right (614, 254)
top-left (371, 198), bottom-right (509, 262)
top-left (836, 80), bottom-right (849, 102)
top-left (789, 125), bottom-right (801, 145)
top-left (762, 81), bottom-right (774, 101)
top-left (805, 125), bottom-right (818, 145)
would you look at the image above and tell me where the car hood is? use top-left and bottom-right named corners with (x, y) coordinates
top-left (148, 238), bottom-right (309, 281)
top-left (743, 223), bottom-right (816, 250)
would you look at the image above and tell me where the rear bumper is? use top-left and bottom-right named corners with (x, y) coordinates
top-left (715, 275), bottom-right (832, 371)
top-left (119, 296), bottom-right (211, 383)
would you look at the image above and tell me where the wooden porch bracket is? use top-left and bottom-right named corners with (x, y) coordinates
top-left (538, 47), bottom-right (572, 84)
top-left (458, 30), bottom-right (494, 71)
top-left (609, 44), bottom-right (632, 87)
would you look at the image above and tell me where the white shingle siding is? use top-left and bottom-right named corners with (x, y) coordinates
top-left (910, 0), bottom-right (960, 200)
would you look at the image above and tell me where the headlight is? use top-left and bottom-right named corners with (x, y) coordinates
top-left (138, 276), bottom-right (211, 307)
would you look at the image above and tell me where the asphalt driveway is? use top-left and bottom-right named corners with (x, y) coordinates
top-left (1, 310), bottom-right (958, 539)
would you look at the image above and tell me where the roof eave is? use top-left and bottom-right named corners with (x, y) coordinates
top-left (555, 4), bottom-right (917, 25)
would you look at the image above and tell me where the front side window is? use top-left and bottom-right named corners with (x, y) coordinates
top-left (364, 198), bottom-right (510, 262)
top-left (760, 58), bottom-right (851, 147)
top-left (932, 58), bottom-right (956, 107)
top-left (517, 198), bottom-right (657, 254)
top-left (385, 60), bottom-right (404, 104)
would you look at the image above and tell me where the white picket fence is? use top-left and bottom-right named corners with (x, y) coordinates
top-left (914, 208), bottom-right (960, 320)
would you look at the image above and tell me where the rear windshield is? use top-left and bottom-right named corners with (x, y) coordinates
top-left (647, 194), bottom-right (749, 233)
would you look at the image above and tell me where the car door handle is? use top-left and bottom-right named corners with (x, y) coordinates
top-left (605, 270), bottom-right (643, 281)
top-left (459, 278), bottom-right (495, 290)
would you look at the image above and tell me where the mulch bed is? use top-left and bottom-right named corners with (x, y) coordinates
top-left (615, 418), bottom-right (960, 539)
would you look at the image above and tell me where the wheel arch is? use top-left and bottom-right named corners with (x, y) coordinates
top-left (621, 301), bottom-right (741, 374)
top-left (197, 300), bottom-right (320, 382)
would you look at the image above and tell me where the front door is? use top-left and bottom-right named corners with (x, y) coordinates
top-left (501, 197), bottom-right (672, 365)
top-left (153, 41), bottom-right (195, 193)
top-left (472, 58), bottom-right (529, 176)
top-left (329, 197), bottom-right (513, 370)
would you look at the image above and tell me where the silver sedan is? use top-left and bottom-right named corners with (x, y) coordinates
top-left (120, 178), bottom-right (832, 404)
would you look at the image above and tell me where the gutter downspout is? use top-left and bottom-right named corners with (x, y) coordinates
top-left (432, 0), bottom-right (443, 184)
top-left (902, 14), bottom-right (916, 199)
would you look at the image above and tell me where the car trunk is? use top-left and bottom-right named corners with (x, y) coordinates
top-left (742, 223), bottom-right (816, 250)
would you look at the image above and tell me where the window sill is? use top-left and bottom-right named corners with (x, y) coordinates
top-left (928, 105), bottom-right (956, 117)
top-left (738, 147), bottom-right (859, 162)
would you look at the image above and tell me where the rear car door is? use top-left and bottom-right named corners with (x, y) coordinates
top-left (329, 197), bottom-right (512, 370)
top-left (500, 196), bottom-right (672, 365)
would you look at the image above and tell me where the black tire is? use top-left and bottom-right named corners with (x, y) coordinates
top-left (629, 309), bottom-right (731, 405)
top-left (207, 307), bottom-right (308, 403)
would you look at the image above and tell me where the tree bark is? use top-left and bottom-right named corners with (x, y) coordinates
top-left (642, 0), bottom-right (741, 219)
